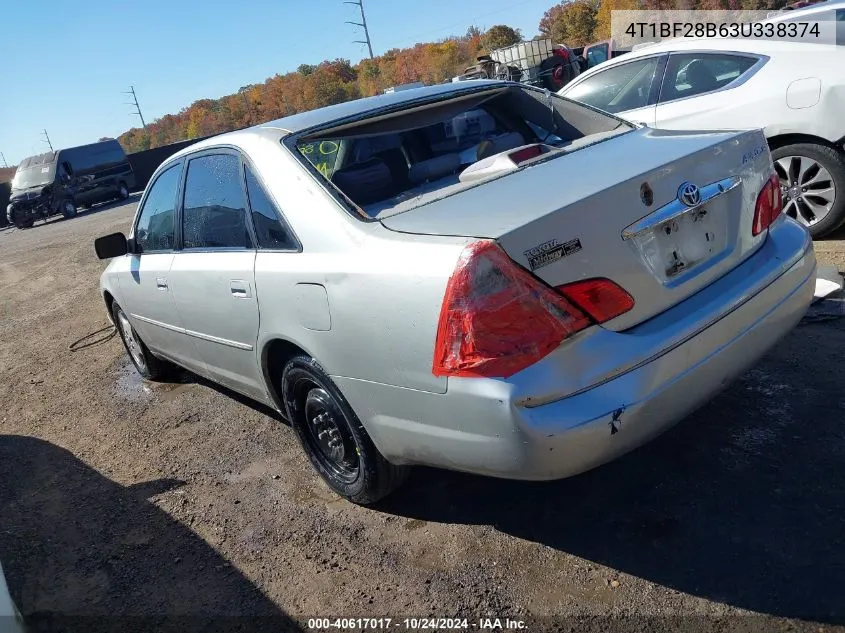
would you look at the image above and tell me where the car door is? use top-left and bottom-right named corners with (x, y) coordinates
top-left (562, 54), bottom-right (667, 126)
top-left (653, 52), bottom-right (764, 131)
top-left (118, 160), bottom-right (205, 373)
top-left (167, 150), bottom-right (265, 400)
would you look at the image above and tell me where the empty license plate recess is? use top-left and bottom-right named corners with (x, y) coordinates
top-left (626, 202), bottom-right (727, 284)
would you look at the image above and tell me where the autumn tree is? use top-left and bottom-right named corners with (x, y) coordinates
top-left (482, 25), bottom-right (522, 51)
top-left (595, 0), bottom-right (641, 40)
top-left (540, 1), bottom-right (599, 46)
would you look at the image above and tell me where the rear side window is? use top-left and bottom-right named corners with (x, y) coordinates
top-left (244, 166), bottom-right (297, 250)
top-left (660, 53), bottom-right (758, 103)
top-left (135, 163), bottom-right (180, 252)
top-left (182, 154), bottom-right (251, 250)
top-left (565, 57), bottom-right (660, 113)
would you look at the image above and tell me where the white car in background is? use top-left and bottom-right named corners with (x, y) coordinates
top-left (0, 563), bottom-right (24, 633)
top-left (559, 37), bottom-right (845, 237)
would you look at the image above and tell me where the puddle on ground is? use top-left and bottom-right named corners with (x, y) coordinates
top-left (114, 361), bottom-right (153, 403)
top-left (113, 360), bottom-right (196, 403)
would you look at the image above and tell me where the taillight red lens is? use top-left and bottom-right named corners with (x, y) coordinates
top-left (752, 174), bottom-right (783, 237)
top-left (557, 278), bottom-right (635, 323)
top-left (432, 241), bottom-right (591, 378)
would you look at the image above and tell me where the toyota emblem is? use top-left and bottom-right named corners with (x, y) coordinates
top-left (678, 182), bottom-right (701, 207)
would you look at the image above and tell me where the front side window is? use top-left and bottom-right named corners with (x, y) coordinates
top-left (660, 53), bottom-right (758, 103)
top-left (135, 163), bottom-right (181, 252)
top-left (565, 57), bottom-right (660, 113)
top-left (182, 153), bottom-right (250, 250)
top-left (244, 166), bottom-right (297, 250)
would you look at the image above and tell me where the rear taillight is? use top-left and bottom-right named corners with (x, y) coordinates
top-left (556, 278), bottom-right (635, 323)
top-left (752, 174), bottom-right (783, 236)
top-left (432, 241), bottom-right (590, 378)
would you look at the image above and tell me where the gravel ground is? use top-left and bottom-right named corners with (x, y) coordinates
top-left (1, 200), bottom-right (844, 633)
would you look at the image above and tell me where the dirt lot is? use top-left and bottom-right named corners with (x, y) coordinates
top-left (1, 200), bottom-right (845, 633)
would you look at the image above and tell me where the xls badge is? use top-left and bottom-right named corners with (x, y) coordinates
top-left (524, 238), bottom-right (582, 271)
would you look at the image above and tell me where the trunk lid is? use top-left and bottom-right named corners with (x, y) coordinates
top-left (381, 126), bottom-right (774, 330)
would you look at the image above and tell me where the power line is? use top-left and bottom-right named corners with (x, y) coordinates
top-left (344, 0), bottom-right (374, 59)
top-left (0, 153), bottom-right (7, 168)
top-left (123, 85), bottom-right (148, 132)
top-left (42, 129), bottom-right (53, 152)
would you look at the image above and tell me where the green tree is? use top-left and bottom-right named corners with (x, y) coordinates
top-left (297, 63), bottom-right (316, 76)
top-left (482, 24), bottom-right (522, 51)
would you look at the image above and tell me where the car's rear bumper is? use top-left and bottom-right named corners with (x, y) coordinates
top-left (335, 217), bottom-right (815, 479)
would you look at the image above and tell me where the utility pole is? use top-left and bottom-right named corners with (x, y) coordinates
top-left (344, 0), bottom-right (374, 59)
top-left (42, 129), bottom-right (54, 152)
top-left (123, 85), bottom-right (148, 132)
top-left (0, 152), bottom-right (7, 168)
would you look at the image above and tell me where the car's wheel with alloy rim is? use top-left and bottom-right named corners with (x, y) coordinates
top-left (282, 355), bottom-right (408, 504)
top-left (112, 303), bottom-right (175, 380)
top-left (771, 143), bottom-right (845, 238)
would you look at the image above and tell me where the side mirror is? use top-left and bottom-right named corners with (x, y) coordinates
top-left (60, 173), bottom-right (71, 184)
top-left (94, 232), bottom-right (128, 259)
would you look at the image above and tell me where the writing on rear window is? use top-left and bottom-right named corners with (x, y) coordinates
top-left (299, 140), bottom-right (340, 179)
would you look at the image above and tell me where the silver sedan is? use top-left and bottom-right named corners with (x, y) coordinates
top-left (96, 81), bottom-right (815, 503)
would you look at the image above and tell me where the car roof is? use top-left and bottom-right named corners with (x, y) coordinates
top-left (262, 80), bottom-right (503, 134)
top-left (562, 37), bottom-right (835, 90)
top-left (162, 80), bottom-right (508, 163)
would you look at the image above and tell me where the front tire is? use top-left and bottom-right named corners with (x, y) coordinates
top-left (282, 355), bottom-right (409, 504)
top-left (112, 303), bottom-right (174, 380)
top-left (9, 208), bottom-right (33, 229)
top-left (771, 143), bottom-right (845, 238)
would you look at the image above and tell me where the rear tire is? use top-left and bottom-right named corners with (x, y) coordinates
top-left (771, 142), bottom-right (845, 238)
top-left (281, 355), bottom-right (409, 504)
top-left (112, 303), bottom-right (175, 381)
top-left (61, 199), bottom-right (77, 220)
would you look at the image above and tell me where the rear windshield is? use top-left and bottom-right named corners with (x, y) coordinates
top-left (293, 85), bottom-right (632, 219)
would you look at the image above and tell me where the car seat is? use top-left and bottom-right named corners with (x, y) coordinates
top-left (682, 60), bottom-right (720, 95)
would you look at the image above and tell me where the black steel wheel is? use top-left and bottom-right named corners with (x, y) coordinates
top-left (282, 355), bottom-right (409, 504)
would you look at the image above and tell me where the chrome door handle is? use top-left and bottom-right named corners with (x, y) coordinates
top-left (230, 280), bottom-right (252, 299)
top-left (156, 278), bottom-right (168, 291)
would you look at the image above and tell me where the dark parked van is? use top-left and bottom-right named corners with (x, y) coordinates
top-left (7, 139), bottom-right (135, 229)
